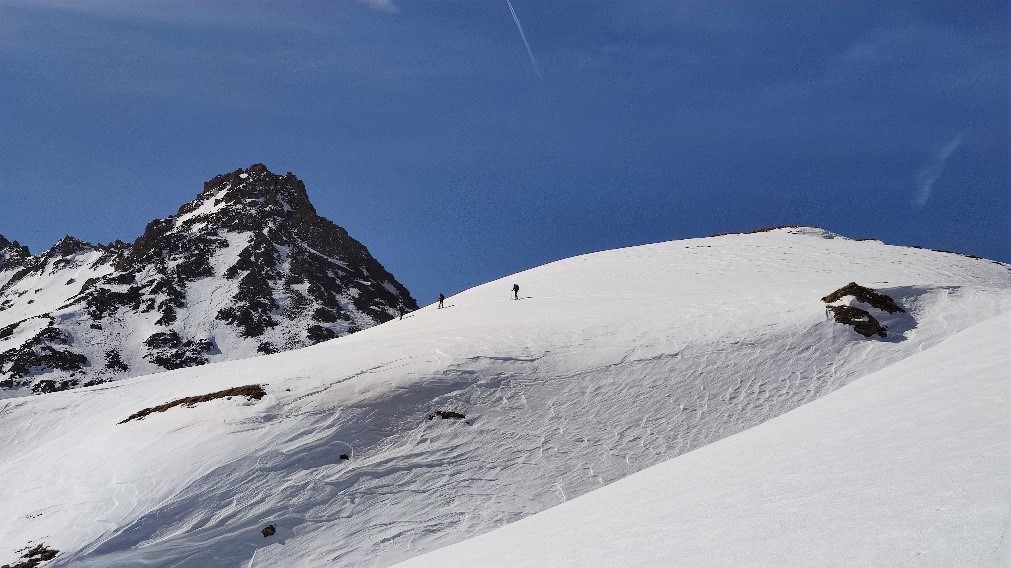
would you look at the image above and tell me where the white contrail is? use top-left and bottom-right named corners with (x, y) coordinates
top-left (506, 0), bottom-right (542, 79)
top-left (915, 134), bottom-right (962, 207)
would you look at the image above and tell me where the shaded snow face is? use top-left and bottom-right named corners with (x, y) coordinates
top-left (0, 228), bottom-right (1008, 567)
top-left (0, 164), bottom-right (417, 396)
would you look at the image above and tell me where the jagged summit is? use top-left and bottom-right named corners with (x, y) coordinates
top-left (128, 164), bottom-right (309, 266)
top-left (196, 163), bottom-right (315, 215)
top-left (0, 233), bottom-right (18, 251)
top-left (0, 165), bottom-right (417, 395)
top-left (0, 235), bottom-right (31, 271)
top-left (168, 164), bottom-right (316, 234)
top-left (45, 235), bottom-right (100, 258)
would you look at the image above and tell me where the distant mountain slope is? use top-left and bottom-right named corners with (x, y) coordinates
top-left (397, 309), bottom-right (1011, 568)
top-left (0, 228), bottom-right (1008, 567)
top-left (0, 164), bottom-right (416, 395)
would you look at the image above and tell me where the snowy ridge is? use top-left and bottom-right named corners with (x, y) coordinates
top-left (0, 164), bottom-right (416, 396)
top-left (0, 238), bottom-right (119, 322)
top-left (0, 229), bottom-right (1008, 566)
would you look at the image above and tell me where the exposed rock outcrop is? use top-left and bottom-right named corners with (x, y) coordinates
top-left (822, 282), bottom-right (904, 314)
top-left (822, 282), bottom-right (904, 338)
top-left (0, 165), bottom-right (417, 395)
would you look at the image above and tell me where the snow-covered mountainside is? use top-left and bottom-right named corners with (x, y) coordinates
top-left (0, 164), bottom-right (416, 395)
top-left (398, 309), bottom-right (1011, 568)
top-left (0, 228), bottom-right (1008, 567)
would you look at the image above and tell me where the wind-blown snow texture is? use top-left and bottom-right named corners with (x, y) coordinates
top-left (398, 309), bottom-right (1011, 568)
top-left (0, 228), bottom-right (1008, 567)
top-left (0, 164), bottom-right (416, 396)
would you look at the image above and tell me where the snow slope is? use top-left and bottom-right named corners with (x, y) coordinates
top-left (397, 309), bottom-right (1011, 568)
top-left (0, 228), bottom-right (1008, 567)
top-left (0, 239), bottom-right (116, 324)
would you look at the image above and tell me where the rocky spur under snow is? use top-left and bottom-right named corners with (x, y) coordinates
top-left (0, 227), bottom-right (1008, 567)
top-left (0, 164), bottom-right (417, 396)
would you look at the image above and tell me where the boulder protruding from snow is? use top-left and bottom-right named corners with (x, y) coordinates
top-left (826, 305), bottom-right (887, 338)
top-left (822, 282), bottom-right (904, 314)
top-left (822, 282), bottom-right (904, 338)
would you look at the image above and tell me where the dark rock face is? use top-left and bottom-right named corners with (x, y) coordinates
top-left (0, 318), bottom-right (88, 392)
top-left (104, 350), bottom-right (129, 372)
top-left (822, 283), bottom-right (903, 338)
top-left (2, 542), bottom-right (59, 568)
top-left (0, 165), bottom-right (417, 395)
top-left (827, 305), bottom-right (887, 338)
top-left (0, 235), bottom-right (31, 274)
top-left (822, 282), bottom-right (905, 314)
top-left (143, 331), bottom-right (213, 370)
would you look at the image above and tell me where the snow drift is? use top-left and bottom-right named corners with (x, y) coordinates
top-left (398, 307), bottom-right (1011, 568)
top-left (0, 227), bottom-right (1008, 567)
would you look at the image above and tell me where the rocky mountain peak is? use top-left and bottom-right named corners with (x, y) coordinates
top-left (187, 164), bottom-right (316, 224)
top-left (125, 165), bottom-right (317, 269)
top-left (1, 165), bottom-right (417, 395)
top-left (0, 235), bottom-right (31, 270)
top-left (46, 236), bottom-right (98, 258)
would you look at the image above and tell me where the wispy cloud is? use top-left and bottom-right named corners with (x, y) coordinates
top-left (915, 134), bottom-right (962, 207)
top-left (357, 0), bottom-right (398, 14)
top-left (2, 0), bottom-right (328, 33)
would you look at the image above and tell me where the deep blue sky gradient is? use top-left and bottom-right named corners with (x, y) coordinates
top-left (1, 0), bottom-right (1007, 303)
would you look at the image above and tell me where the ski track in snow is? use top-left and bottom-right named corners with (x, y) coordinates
top-left (1, 229), bottom-right (1009, 567)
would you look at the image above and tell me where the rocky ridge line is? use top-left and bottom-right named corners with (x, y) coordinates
top-left (0, 164), bottom-right (417, 395)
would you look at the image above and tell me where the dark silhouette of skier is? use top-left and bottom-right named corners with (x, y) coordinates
top-left (512, 283), bottom-right (519, 300)
top-left (438, 293), bottom-right (445, 309)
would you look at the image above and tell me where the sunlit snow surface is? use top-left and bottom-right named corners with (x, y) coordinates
top-left (1, 228), bottom-right (1008, 567)
top-left (398, 310), bottom-right (1011, 568)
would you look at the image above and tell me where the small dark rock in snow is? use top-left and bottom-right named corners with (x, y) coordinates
top-left (339, 454), bottom-right (349, 460)
top-left (430, 410), bottom-right (466, 420)
top-left (262, 524), bottom-right (276, 538)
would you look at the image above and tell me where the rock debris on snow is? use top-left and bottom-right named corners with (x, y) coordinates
top-left (118, 384), bottom-right (267, 423)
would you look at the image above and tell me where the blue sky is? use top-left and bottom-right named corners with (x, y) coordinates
top-left (1, 0), bottom-right (1007, 303)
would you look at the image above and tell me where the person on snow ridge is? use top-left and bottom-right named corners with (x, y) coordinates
top-left (512, 283), bottom-right (519, 300)
top-left (438, 293), bottom-right (445, 309)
